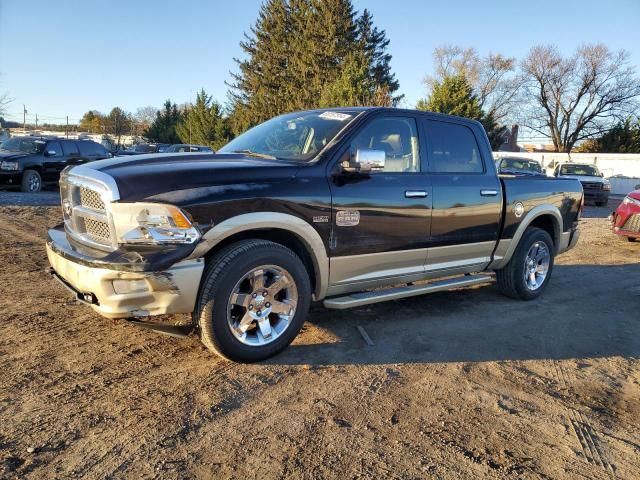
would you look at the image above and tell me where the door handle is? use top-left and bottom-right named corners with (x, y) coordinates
top-left (405, 190), bottom-right (427, 198)
top-left (480, 189), bottom-right (498, 196)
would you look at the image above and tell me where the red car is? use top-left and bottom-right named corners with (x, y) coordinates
top-left (611, 190), bottom-right (640, 242)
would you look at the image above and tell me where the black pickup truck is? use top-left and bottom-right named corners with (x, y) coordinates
top-left (0, 137), bottom-right (110, 192)
top-left (46, 108), bottom-right (583, 362)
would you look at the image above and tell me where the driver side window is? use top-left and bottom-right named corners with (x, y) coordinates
top-left (350, 116), bottom-right (421, 173)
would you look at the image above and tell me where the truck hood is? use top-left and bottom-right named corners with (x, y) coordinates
top-left (559, 174), bottom-right (605, 183)
top-left (74, 152), bottom-right (302, 202)
top-left (0, 150), bottom-right (29, 161)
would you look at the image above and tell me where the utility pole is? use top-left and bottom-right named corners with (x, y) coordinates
top-left (66, 116), bottom-right (69, 138)
top-left (23, 105), bottom-right (27, 132)
top-left (35, 113), bottom-right (38, 129)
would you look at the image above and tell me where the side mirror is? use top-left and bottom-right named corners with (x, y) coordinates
top-left (341, 149), bottom-right (385, 173)
top-left (46, 150), bottom-right (57, 157)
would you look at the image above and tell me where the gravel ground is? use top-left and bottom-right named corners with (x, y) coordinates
top-left (0, 199), bottom-right (638, 479)
top-left (0, 188), bottom-right (59, 206)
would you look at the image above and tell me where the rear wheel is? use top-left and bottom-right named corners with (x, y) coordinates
top-left (21, 170), bottom-right (42, 193)
top-left (628, 237), bottom-right (637, 243)
top-left (496, 227), bottom-right (555, 300)
top-left (195, 239), bottom-right (311, 362)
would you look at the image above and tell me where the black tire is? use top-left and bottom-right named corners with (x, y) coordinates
top-left (595, 200), bottom-right (606, 207)
top-left (495, 227), bottom-right (555, 300)
top-left (194, 239), bottom-right (311, 362)
top-left (628, 237), bottom-right (637, 243)
top-left (21, 169), bottom-right (42, 193)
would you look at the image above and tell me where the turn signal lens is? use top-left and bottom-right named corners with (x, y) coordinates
top-left (171, 210), bottom-right (192, 229)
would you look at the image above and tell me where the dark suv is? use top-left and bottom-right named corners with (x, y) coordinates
top-left (0, 137), bottom-right (110, 192)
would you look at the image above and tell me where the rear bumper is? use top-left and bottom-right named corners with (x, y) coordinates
top-left (558, 228), bottom-right (579, 254)
top-left (46, 232), bottom-right (204, 319)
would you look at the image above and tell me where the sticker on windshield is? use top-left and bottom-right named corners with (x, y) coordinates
top-left (319, 112), bottom-right (352, 121)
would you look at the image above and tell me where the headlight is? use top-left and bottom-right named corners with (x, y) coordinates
top-left (623, 195), bottom-right (640, 206)
top-left (0, 161), bottom-right (19, 171)
top-left (603, 180), bottom-right (611, 191)
top-left (111, 203), bottom-right (201, 245)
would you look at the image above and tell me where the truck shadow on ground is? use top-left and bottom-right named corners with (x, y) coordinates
top-left (268, 263), bottom-right (640, 366)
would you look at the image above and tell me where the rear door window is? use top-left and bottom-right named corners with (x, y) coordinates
top-left (61, 140), bottom-right (80, 156)
top-left (78, 141), bottom-right (107, 157)
top-left (425, 120), bottom-right (484, 174)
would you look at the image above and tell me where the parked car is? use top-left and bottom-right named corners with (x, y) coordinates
top-left (0, 137), bottom-right (110, 192)
top-left (610, 190), bottom-right (640, 242)
top-left (496, 157), bottom-right (544, 176)
top-left (165, 144), bottom-right (214, 153)
top-left (553, 163), bottom-right (610, 206)
top-left (46, 107), bottom-right (583, 362)
top-left (116, 143), bottom-right (170, 156)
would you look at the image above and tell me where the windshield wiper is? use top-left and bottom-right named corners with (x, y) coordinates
top-left (228, 149), bottom-right (277, 160)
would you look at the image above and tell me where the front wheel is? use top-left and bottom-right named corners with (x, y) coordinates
top-left (628, 237), bottom-right (637, 243)
top-left (21, 170), bottom-right (42, 193)
top-left (496, 227), bottom-right (555, 300)
top-left (194, 239), bottom-right (311, 362)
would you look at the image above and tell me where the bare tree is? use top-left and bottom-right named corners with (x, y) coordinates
top-left (134, 106), bottom-right (158, 128)
top-left (425, 45), bottom-right (522, 122)
top-left (521, 44), bottom-right (640, 152)
top-left (0, 92), bottom-right (10, 117)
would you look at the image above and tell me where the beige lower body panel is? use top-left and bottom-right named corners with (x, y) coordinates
top-left (46, 244), bottom-right (204, 319)
top-left (327, 242), bottom-right (494, 298)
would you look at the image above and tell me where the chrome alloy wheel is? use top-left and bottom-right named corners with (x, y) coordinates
top-left (524, 241), bottom-right (550, 291)
top-left (227, 265), bottom-right (298, 346)
top-left (28, 174), bottom-right (41, 192)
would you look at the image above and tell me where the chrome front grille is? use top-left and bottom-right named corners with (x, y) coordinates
top-left (60, 171), bottom-right (116, 251)
top-left (581, 182), bottom-right (602, 191)
top-left (79, 217), bottom-right (112, 241)
top-left (79, 187), bottom-right (106, 211)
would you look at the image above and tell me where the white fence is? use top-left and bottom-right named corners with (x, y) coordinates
top-left (494, 152), bottom-right (640, 195)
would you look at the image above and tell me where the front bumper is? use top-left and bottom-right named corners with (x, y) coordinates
top-left (46, 228), bottom-right (204, 319)
top-left (0, 171), bottom-right (23, 185)
top-left (583, 190), bottom-right (610, 203)
top-left (612, 208), bottom-right (640, 239)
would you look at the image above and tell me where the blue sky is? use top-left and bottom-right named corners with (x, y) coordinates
top-left (1, 0), bottom-right (639, 126)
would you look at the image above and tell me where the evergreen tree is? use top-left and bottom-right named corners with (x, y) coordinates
top-left (319, 51), bottom-right (393, 107)
top-left (355, 9), bottom-right (401, 105)
top-left (417, 75), bottom-right (483, 119)
top-left (228, 0), bottom-right (292, 135)
top-left (79, 110), bottom-right (104, 133)
top-left (144, 100), bottom-right (182, 144)
top-left (228, 0), bottom-right (400, 134)
top-left (176, 89), bottom-right (231, 150)
top-left (417, 74), bottom-right (506, 149)
top-left (575, 118), bottom-right (640, 153)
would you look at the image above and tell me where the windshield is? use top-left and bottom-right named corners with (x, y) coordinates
top-left (0, 137), bottom-right (46, 154)
top-left (560, 164), bottom-right (600, 176)
top-left (500, 158), bottom-right (542, 174)
top-left (218, 110), bottom-right (356, 161)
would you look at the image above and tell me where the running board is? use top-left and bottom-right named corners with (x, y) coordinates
top-left (323, 274), bottom-right (493, 310)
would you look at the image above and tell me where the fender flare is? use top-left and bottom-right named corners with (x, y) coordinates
top-left (490, 204), bottom-right (563, 270)
top-left (189, 212), bottom-right (329, 300)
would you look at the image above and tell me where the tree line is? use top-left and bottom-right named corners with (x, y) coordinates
top-left (72, 0), bottom-right (640, 153)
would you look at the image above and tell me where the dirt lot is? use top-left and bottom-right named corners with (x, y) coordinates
top-left (0, 198), bottom-right (639, 479)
